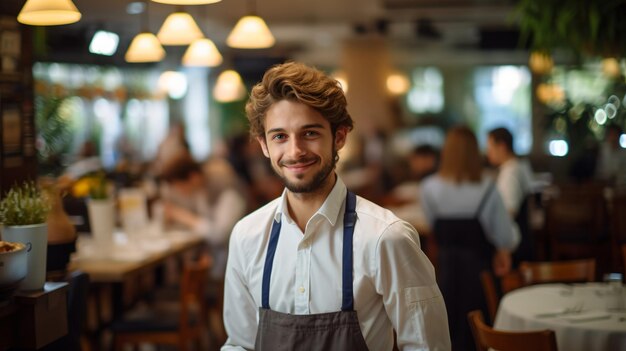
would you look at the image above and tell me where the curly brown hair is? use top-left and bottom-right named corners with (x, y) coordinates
top-left (245, 62), bottom-right (353, 139)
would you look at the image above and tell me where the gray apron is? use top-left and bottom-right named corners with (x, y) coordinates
top-left (254, 191), bottom-right (370, 351)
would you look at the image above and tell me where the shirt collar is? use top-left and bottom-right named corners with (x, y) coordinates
top-left (273, 176), bottom-right (347, 227)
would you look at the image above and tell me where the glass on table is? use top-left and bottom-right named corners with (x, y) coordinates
top-left (603, 272), bottom-right (625, 311)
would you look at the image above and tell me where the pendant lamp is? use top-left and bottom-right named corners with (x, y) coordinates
top-left (18, 0), bottom-right (81, 26)
top-left (125, 2), bottom-right (165, 63)
top-left (157, 11), bottom-right (204, 46)
top-left (151, 0), bottom-right (221, 4)
top-left (226, 0), bottom-right (274, 49)
top-left (125, 32), bottom-right (166, 62)
top-left (214, 70), bottom-right (246, 102)
top-left (183, 38), bottom-right (223, 67)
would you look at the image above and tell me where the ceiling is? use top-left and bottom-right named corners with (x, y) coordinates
top-left (20, 0), bottom-right (526, 67)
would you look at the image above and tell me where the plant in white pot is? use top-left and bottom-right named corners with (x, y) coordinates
top-left (85, 172), bottom-right (115, 254)
top-left (0, 181), bottom-right (51, 291)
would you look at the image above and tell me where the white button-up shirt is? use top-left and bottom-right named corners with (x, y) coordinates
top-left (222, 177), bottom-right (451, 350)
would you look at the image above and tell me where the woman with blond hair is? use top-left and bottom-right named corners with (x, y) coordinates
top-left (420, 125), bottom-right (518, 351)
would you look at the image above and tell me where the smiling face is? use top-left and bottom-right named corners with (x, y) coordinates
top-left (257, 100), bottom-right (347, 194)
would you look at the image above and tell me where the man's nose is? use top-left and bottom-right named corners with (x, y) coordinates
top-left (287, 137), bottom-right (306, 158)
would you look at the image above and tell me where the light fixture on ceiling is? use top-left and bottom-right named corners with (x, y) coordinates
top-left (126, 33), bottom-right (166, 62)
top-left (126, 2), bottom-right (165, 63)
top-left (157, 10), bottom-right (204, 46)
top-left (151, 0), bottom-right (221, 4)
top-left (17, 0), bottom-right (81, 26)
top-left (183, 38), bottom-right (223, 67)
top-left (214, 70), bottom-right (246, 102)
top-left (226, 0), bottom-right (274, 49)
top-left (386, 72), bottom-right (410, 96)
top-left (89, 30), bottom-right (120, 56)
top-left (529, 51), bottom-right (554, 75)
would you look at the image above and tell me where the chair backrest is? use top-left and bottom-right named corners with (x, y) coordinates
top-left (179, 254), bottom-right (210, 334)
top-left (519, 259), bottom-right (596, 285)
top-left (613, 195), bottom-right (626, 272)
top-left (545, 185), bottom-right (607, 243)
top-left (613, 195), bottom-right (626, 244)
top-left (468, 310), bottom-right (558, 351)
top-left (480, 271), bottom-right (524, 323)
top-left (622, 244), bottom-right (626, 274)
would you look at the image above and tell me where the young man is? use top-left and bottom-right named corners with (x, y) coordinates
top-left (486, 127), bottom-right (534, 264)
top-left (221, 62), bottom-right (450, 351)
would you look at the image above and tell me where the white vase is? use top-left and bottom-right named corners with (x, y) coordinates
top-left (87, 199), bottom-right (115, 252)
top-left (1, 223), bottom-right (48, 291)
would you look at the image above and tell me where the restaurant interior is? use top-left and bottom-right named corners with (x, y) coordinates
top-left (0, 0), bottom-right (625, 350)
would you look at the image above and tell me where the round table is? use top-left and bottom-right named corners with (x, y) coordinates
top-left (494, 283), bottom-right (626, 351)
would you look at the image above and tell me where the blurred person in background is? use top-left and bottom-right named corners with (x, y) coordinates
top-left (153, 121), bottom-right (192, 177)
top-left (486, 127), bottom-right (534, 265)
top-left (159, 156), bottom-right (247, 279)
top-left (384, 144), bottom-right (440, 237)
top-left (222, 62), bottom-right (450, 351)
top-left (409, 144), bottom-right (439, 180)
top-left (595, 123), bottom-right (626, 185)
top-left (420, 125), bottom-right (518, 351)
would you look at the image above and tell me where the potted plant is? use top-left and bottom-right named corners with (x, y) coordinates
top-left (0, 181), bottom-right (51, 290)
top-left (85, 172), bottom-right (115, 253)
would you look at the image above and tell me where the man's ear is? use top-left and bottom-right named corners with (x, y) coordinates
top-left (257, 136), bottom-right (270, 158)
top-left (334, 126), bottom-right (349, 151)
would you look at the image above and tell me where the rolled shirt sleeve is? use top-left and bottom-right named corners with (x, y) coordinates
top-left (375, 220), bottom-right (451, 350)
top-left (221, 222), bottom-right (258, 351)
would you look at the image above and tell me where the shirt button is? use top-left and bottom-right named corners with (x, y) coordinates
top-left (299, 286), bottom-right (305, 294)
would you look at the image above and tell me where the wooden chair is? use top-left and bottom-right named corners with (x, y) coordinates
top-left (518, 259), bottom-right (596, 285)
top-left (544, 184), bottom-right (609, 272)
top-left (467, 310), bottom-right (558, 351)
top-left (622, 244), bottom-right (626, 274)
top-left (612, 195), bottom-right (626, 273)
top-left (112, 254), bottom-right (210, 351)
top-left (480, 271), bottom-right (523, 324)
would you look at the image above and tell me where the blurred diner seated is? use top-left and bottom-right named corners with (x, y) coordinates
top-left (419, 125), bottom-right (519, 351)
top-left (153, 121), bottom-right (192, 178)
top-left (383, 144), bottom-right (440, 239)
top-left (158, 156), bottom-right (248, 280)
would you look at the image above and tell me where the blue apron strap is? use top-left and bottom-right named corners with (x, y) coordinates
top-left (342, 191), bottom-right (357, 311)
top-left (262, 218), bottom-right (281, 309)
top-left (261, 190), bottom-right (358, 311)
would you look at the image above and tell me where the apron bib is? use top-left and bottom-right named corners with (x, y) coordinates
top-left (254, 191), bottom-right (369, 351)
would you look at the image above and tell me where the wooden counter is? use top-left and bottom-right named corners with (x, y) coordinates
top-left (0, 282), bottom-right (69, 350)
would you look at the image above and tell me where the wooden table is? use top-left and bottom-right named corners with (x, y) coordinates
top-left (68, 231), bottom-right (205, 348)
top-left (69, 232), bottom-right (204, 283)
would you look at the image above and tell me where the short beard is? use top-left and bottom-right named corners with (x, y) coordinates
top-left (278, 148), bottom-right (338, 194)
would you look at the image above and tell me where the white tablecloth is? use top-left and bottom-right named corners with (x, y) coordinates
top-left (495, 283), bottom-right (626, 351)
